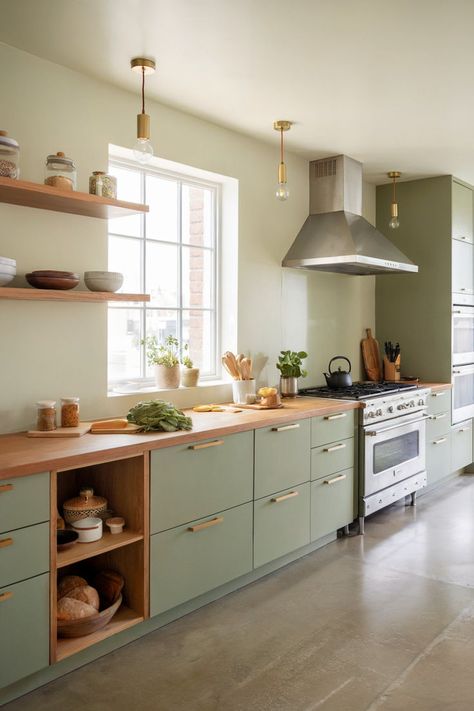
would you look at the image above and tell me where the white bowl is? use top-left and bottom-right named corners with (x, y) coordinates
top-left (0, 272), bottom-right (15, 287)
top-left (0, 265), bottom-right (16, 274)
top-left (71, 516), bottom-right (103, 543)
top-left (0, 256), bottom-right (16, 267)
top-left (84, 271), bottom-right (123, 293)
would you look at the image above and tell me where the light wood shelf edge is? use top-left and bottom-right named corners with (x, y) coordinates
top-left (0, 288), bottom-right (150, 303)
top-left (57, 531), bottom-right (144, 568)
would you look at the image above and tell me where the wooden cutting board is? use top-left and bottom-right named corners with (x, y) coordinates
top-left (232, 403), bottom-right (284, 411)
top-left (361, 328), bottom-right (382, 381)
top-left (90, 423), bottom-right (142, 434)
top-left (27, 422), bottom-right (92, 438)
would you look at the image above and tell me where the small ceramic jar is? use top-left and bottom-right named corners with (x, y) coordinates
top-left (71, 516), bottom-right (103, 543)
top-left (106, 517), bottom-right (125, 535)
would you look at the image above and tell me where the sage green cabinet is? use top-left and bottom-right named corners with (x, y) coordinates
top-left (451, 420), bottom-right (473, 471)
top-left (426, 390), bottom-right (451, 416)
top-left (452, 181), bottom-right (473, 243)
top-left (427, 412), bottom-right (451, 440)
top-left (151, 432), bottom-right (253, 533)
top-left (452, 238), bottom-right (474, 296)
top-left (0, 574), bottom-right (49, 688)
top-left (426, 432), bottom-right (451, 486)
top-left (311, 438), bottom-right (354, 481)
top-left (150, 502), bottom-right (253, 616)
top-left (253, 483), bottom-right (310, 568)
top-left (254, 420), bottom-right (310, 499)
top-left (311, 468), bottom-right (354, 541)
top-left (311, 411), bottom-right (354, 448)
top-left (0, 522), bottom-right (49, 588)
top-left (0, 472), bottom-right (49, 535)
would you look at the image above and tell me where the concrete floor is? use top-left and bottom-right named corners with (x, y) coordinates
top-left (7, 475), bottom-right (474, 711)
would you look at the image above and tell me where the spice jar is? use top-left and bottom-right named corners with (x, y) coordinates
top-left (0, 130), bottom-right (20, 179)
top-left (44, 152), bottom-right (76, 191)
top-left (89, 171), bottom-right (117, 199)
top-left (36, 400), bottom-right (57, 431)
top-left (61, 397), bottom-right (80, 427)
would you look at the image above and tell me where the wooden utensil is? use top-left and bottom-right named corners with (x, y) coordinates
top-left (361, 328), bottom-right (382, 382)
top-left (222, 352), bottom-right (240, 380)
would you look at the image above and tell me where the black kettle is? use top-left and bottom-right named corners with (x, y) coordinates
top-left (324, 356), bottom-right (352, 389)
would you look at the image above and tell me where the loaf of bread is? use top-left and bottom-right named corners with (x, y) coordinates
top-left (57, 596), bottom-right (97, 621)
top-left (66, 584), bottom-right (100, 610)
top-left (58, 575), bottom-right (88, 600)
top-left (93, 569), bottom-right (124, 606)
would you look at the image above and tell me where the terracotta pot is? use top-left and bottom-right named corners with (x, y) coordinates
top-left (181, 367), bottom-right (200, 387)
top-left (154, 363), bottom-right (180, 389)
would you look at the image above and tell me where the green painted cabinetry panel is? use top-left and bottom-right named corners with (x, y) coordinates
top-left (0, 574), bottom-right (49, 688)
top-left (452, 239), bottom-right (474, 295)
top-left (311, 468), bottom-right (354, 541)
top-left (0, 522), bottom-right (49, 588)
top-left (151, 432), bottom-right (253, 533)
top-left (0, 472), bottom-right (49, 535)
top-left (426, 432), bottom-right (451, 486)
top-left (150, 503), bottom-right (253, 616)
top-left (311, 437), bottom-right (354, 481)
top-left (254, 482), bottom-right (310, 568)
top-left (427, 412), bottom-right (451, 440)
top-left (452, 421), bottom-right (473, 471)
top-left (311, 411), bottom-right (355, 448)
top-left (426, 390), bottom-right (451, 416)
top-left (254, 420), bottom-right (310, 499)
top-left (452, 181), bottom-right (473, 243)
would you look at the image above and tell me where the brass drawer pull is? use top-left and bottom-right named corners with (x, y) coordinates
top-left (271, 491), bottom-right (299, 503)
top-left (323, 474), bottom-right (347, 485)
top-left (271, 424), bottom-right (300, 432)
top-left (324, 443), bottom-right (347, 453)
top-left (430, 413), bottom-right (446, 420)
top-left (324, 413), bottom-right (347, 421)
top-left (0, 537), bottom-right (13, 549)
top-left (189, 440), bottom-right (224, 450)
top-left (457, 427), bottom-right (470, 433)
top-left (0, 591), bottom-right (13, 603)
top-left (433, 437), bottom-right (447, 445)
top-left (431, 391), bottom-right (446, 398)
top-left (0, 484), bottom-right (13, 494)
top-left (188, 516), bottom-right (224, 532)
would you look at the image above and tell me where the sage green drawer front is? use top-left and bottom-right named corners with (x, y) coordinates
top-left (254, 419), bottom-right (310, 499)
top-left (0, 574), bottom-right (49, 689)
top-left (311, 468), bottom-right (354, 542)
top-left (0, 522), bottom-right (49, 589)
top-left (254, 482), bottom-right (310, 568)
top-left (311, 410), bottom-right (355, 448)
top-left (427, 412), bottom-right (450, 440)
top-left (311, 437), bottom-right (354, 481)
top-left (151, 431), bottom-right (253, 533)
top-left (0, 472), bottom-right (49, 535)
top-left (452, 421), bottom-right (473, 471)
top-left (426, 390), bottom-right (451, 416)
top-left (426, 433), bottom-right (451, 486)
top-left (150, 502), bottom-right (253, 615)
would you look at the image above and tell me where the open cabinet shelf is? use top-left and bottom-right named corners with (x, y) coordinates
top-left (0, 288), bottom-right (150, 303)
top-left (57, 530), bottom-right (144, 568)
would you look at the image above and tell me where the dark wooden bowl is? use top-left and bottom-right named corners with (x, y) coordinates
top-left (57, 594), bottom-right (122, 638)
top-left (26, 273), bottom-right (79, 290)
top-left (56, 529), bottom-right (79, 551)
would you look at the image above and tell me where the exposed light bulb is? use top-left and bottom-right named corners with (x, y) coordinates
top-left (276, 182), bottom-right (290, 201)
top-left (389, 215), bottom-right (400, 229)
top-left (133, 138), bottom-right (154, 164)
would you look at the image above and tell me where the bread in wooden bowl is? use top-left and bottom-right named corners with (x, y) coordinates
top-left (93, 569), bottom-right (124, 606)
top-left (57, 597), bottom-right (97, 621)
top-left (66, 584), bottom-right (100, 610)
top-left (58, 575), bottom-right (88, 599)
top-left (259, 393), bottom-right (281, 408)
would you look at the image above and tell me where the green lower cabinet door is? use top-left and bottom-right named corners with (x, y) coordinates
top-left (311, 411), bottom-right (355, 448)
top-left (254, 420), bottom-right (310, 499)
top-left (426, 412), bottom-right (450, 440)
top-left (452, 421), bottom-right (473, 471)
top-left (311, 438), bottom-right (354, 481)
top-left (311, 468), bottom-right (354, 542)
top-left (0, 522), bottom-right (49, 588)
top-left (150, 503), bottom-right (253, 616)
top-left (0, 472), bottom-right (49, 535)
top-left (426, 432), bottom-right (451, 486)
top-left (0, 574), bottom-right (49, 688)
top-left (253, 482), bottom-right (310, 568)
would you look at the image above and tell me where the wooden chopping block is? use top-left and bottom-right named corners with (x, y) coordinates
top-left (361, 328), bottom-right (382, 381)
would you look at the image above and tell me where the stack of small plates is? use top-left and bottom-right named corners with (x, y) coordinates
top-left (26, 270), bottom-right (80, 290)
top-left (0, 256), bottom-right (16, 286)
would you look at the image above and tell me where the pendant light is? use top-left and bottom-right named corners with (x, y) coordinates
top-left (131, 57), bottom-right (156, 164)
top-left (388, 171), bottom-right (401, 229)
top-left (273, 120), bottom-right (292, 201)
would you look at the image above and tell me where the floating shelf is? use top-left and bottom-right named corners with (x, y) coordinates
top-left (57, 531), bottom-right (144, 569)
top-left (0, 177), bottom-right (149, 219)
top-left (0, 288), bottom-right (150, 303)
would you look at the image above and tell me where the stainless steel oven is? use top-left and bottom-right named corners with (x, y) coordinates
top-left (452, 363), bottom-right (474, 423)
top-left (452, 306), bottom-right (474, 365)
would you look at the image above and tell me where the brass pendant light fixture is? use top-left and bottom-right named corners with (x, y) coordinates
top-left (273, 120), bottom-right (292, 201)
top-left (388, 171), bottom-right (401, 229)
top-left (131, 57), bottom-right (156, 164)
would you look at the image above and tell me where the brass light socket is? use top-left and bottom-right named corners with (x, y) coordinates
top-left (388, 171), bottom-right (401, 180)
top-left (131, 57), bottom-right (156, 74)
top-left (390, 202), bottom-right (399, 218)
top-left (137, 113), bottom-right (150, 140)
top-left (273, 120), bottom-right (292, 132)
top-left (278, 162), bottom-right (287, 184)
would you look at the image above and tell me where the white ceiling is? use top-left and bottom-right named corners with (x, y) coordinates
top-left (2, 0), bottom-right (474, 184)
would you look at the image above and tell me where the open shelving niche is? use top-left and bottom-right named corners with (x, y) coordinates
top-left (51, 453), bottom-right (150, 663)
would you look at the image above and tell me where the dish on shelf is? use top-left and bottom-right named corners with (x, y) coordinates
top-left (26, 270), bottom-right (80, 290)
top-left (70, 516), bottom-right (103, 542)
top-left (0, 256), bottom-right (16, 286)
top-left (57, 529), bottom-right (79, 550)
top-left (84, 271), bottom-right (123, 293)
top-left (57, 593), bottom-right (122, 638)
top-left (0, 256), bottom-right (16, 267)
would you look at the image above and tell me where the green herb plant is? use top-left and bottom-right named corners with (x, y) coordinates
top-left (276, 350), bottom-right (308, 379)
top-left (142, 335), bottom-right (180, 368)
top-left (181, 343), bottom-right (194, 369)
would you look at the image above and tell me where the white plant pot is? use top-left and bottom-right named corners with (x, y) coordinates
top-left (181, 367), bottom-right (200, 387)
top-left (154, 363), bottom-right (180, 390)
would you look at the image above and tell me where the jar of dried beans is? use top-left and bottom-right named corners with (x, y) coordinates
top-left (61, 397), bottom-right (80, 427)
top-left (89, 171), bottom-right (117, 199)
top-left (44, 152), bottom-right (77, 191)
top-left (0, 130), bottom-right (20, 179)
top-left (36, 400), bottom-right (57, 431)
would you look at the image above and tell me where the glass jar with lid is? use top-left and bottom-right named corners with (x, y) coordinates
top-left (61, 397), bottom-right (80, 427)
top-left (36, 400), bottom-right (57, 431)
top-left (89, 171), bottom-right (117, 199)
top-left (0, 130), bottom-right (20, 179)
top-left (44, 151), bottom-right (76, 191)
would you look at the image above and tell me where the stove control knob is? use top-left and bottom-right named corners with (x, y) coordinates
top-left (368, 411), bottom-right (375, 418)
top-left (376, 408), bottom-right (382, 416)
top-left (397, 404), bottom-right (404, 410)
top-left (409, 400), bottom-right (415, 407)
top-left (388, 405), bottom-right (394, 413)
top-left (418, 399), bottom-right (424, 406)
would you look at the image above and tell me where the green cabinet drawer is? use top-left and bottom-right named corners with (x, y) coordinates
top-left (452, 421), bottom-right (473, 471)
top-left (0, 574), bottom-right (49, 688)
top-left (426, 389), bottom-right (451, 416)
top-left (427, 412), bottom-right (450, 440)
top-left (311, 437), bottom-right (354, 481)
top-left (0, 522), bottom-right (49, 589)
top-left (311, 468), bottom-right (354, 542)
top-left (150, 502), bottom-right (252, 615)
top-left (311, 410), bottom-right (355, 448)
top-left (426, 432), bottom-right (451, 486)
top-left (452, 181), bottom-right (473, 243)
top-left (0, 472), bottom-right (49, 535)
top-left (254, 419), bottom-right (310, 499)
top-left (254, 482), bottom-right (310, 568)
top-left (151, 431), bottom-right (253, 533)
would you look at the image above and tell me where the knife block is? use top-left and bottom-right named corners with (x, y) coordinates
top-left (383, 356), bottom-right (400, 381)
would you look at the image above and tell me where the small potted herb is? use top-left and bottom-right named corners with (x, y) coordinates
top-left (181, 344), bottom-right (200, 387)
top-left (142, 335), bottom-right (181, 389)
top-left (276, 350), bottom-right (308, 397)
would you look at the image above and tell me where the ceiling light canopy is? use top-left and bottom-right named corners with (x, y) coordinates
top-left (130, 57), bottom-right (156, 164)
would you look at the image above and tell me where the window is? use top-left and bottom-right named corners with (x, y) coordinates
top-left (107, 158), bottom-right (219, 391)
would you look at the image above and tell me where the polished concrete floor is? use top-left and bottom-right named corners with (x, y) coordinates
top-left (8, 475), bottom-right (474, 711)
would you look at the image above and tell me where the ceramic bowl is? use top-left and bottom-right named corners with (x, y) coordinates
top-left (56, 529), bottom-right (79, 550)
top-left (71, 516), bottom-right (103, 543)
top-left (0, 256), bottom-right (16, 268)
top-left (84, 271), bottom-right (123, 293)
top-left (26, 272), bottom-right (79, 290)
top-left (0, 271), bottom-right (15, 287)
top-left (106, 517), bottom-right (125, 535)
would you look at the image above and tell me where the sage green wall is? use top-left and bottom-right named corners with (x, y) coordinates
top-left (0, 42), bottom-right (375, 433)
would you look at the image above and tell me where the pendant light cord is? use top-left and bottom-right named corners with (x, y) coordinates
top-left (280, 127), bottom-right (284, 164)
top-left (141, 66), bottom-right (145, 115)
top-left (392, 175), bottom-right (396, 202)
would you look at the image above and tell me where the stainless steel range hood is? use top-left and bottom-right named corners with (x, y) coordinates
top-left (282, 155), bottom-right (418, 275)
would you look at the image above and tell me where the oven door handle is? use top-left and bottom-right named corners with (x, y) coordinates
top-left (365, 414), bottom-right (430, 437)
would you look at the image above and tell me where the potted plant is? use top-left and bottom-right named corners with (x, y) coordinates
top-left (181, 344), bottom-right (200, 387)
top-left (143, 335), bottom-right (181, 389)
top-left (276, 350), bottom-right (308, 397)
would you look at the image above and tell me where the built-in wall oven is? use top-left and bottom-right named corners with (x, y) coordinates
top-left (452, 305), bottom-right (474, 365)
top-left (452, 294), bottom-right (474, 423)
top-left (452, 363), bottom-right (474, 423)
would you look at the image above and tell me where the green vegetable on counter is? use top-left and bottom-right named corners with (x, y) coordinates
top-left (127, 400), bottom-right (193, 432)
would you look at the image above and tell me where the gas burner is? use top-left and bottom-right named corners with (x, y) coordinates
top-left (299, 382), bottom-right (418, 401)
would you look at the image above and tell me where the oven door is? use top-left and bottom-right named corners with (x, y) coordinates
top-left (363, 412), bottom-right (427, 496)
top-left (452, 364), bottom-right (474, 424)
top-left (452, 306), bottom-right (474, 365)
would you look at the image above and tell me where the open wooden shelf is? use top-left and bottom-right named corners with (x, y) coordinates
top-left (0, 287), bottom-right (150, 303)
top-left (56, 605), bottom-right (144, 661)
top-left (57, 531), bottom-right (144, 568)
top-left (0, 177), bottom-right (149, 218)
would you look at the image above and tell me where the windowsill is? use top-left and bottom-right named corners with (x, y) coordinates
top-left (108, 379), bottom-right (231, 398)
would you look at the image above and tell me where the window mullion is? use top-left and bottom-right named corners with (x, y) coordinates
top-left (178, 179), bottom-right (183, 352)
top-left (142, 170), bottom-right (147, 379)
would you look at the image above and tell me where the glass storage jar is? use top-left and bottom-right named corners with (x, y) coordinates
top-left (36, 400), bottom-right (57, 431)
top-left (0, 130), bottom-right (20, 179)
top-left (89, 171), bottom-right (117, 199)
top-left (61, 397), bottom-right (80, 427)
top-left (44, 152), bottom-right (76, 191)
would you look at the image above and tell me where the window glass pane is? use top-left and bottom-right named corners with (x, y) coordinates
top-left (182, 185), bottom-right (213, 247)
top-left (182, 310), bottom-right (214, 374)
top-left (146, 175), bottom-right (178, 242)
top-left (145, 309), bottom-right (179, 377)
top-left (108, 308), bottom-right (142, 381)
top-left (109, 235), bottom-right (141, 293)
top-left (182, 246), bottom-right (212, 309)
top-left (108, 165), bottom-right (141, 236)
top-left (146, 241), bottom-right (179, 307)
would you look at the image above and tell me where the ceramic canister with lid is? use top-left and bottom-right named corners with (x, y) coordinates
top-left (44, 151), bottom-right (77, 190)
top-left (63, 487), bottom-right (108, 524)
top-left (0, 130), bottom-right (20, 178)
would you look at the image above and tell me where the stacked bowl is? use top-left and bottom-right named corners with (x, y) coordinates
top-left (84, 271), bottom-right (123, 293)
top-left (26, 270), bottom-right (80, 290)
top-left (0, 256), bottom-right (16, 286)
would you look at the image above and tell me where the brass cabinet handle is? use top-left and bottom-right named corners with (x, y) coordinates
top-left (189, 440), bottom-right (224, 450)
top-left (188, 516), bottom-right (224, 532)
top-left (457, 427), bottom-right (470, 433)
top-left (430, 413), bottom-right (447, 420)
top-left (324, 413), bottom-right (347, 421)
top-left (431, 391), bottom-right (446, 397)
top-left (271, 491), bottom-right (299, 503)
top-left (0, 484), bottom-right (13, 494)
top-left (323, 443), bottom-right (347, 453)
top-left (0, 537), bottom-right (13, 549)
top-left (433, 437), bottom-right (447, 445)
top-left (323, 474), bottom-right (347, 485)
top-left (271, 423), bottom-right (300, 432)
top-left (0, 592), bottom-right (13, 603)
